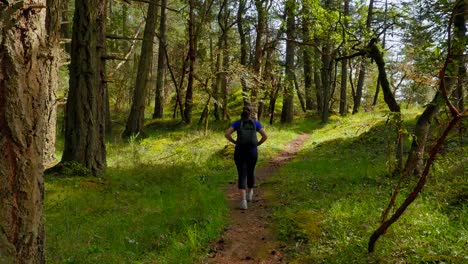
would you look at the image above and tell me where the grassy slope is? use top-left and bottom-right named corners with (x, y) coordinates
top-left (268, 111), bottom-right (468, 263)
top-left (45, 111), bottom-right (467, 263)
top-left (44, 119), bottom-right (312, 263)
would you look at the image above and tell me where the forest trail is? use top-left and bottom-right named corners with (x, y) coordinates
top-left (204, 133), bottom-right (311, 264)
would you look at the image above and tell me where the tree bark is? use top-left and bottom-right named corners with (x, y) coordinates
top-left (314, 38), bottom-right (323, 115)
top-left (302, 2), bottom-right (314, 111)
top-left (281, 0), bottom-right (296, 123)
top-left (62, 0), bottom-right (107, 175)
top-left (123, 0), bottom-right (158, 137)
top-left (353, 0), bottom-right (375, 114)
top-left (237, 0), bottom-right (250, 108)
top-left (183, 0), bottom-right (214, 123)
top-left (339, 0), bottom-right (349, 116)
top-left (321, 42), bottom-right (332, 123)
top-left (153, 0), bottom-right (167, 119)
top-left (42, 0), bottom-right (63, 165)
top-left (213, 0), bottom-right (229, 121)
top-left (251, 0), bottom-right (267, 118)
top-left (372, 0), bottom-right (388, 106)
top-left (0, 2), bottom-right (48, 262)
top-left (454, 0), bottom-right (466, 111)
top-left (184, 0), bottom-right (197, 123)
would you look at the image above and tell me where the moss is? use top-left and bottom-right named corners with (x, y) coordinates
top-left (45, 161), bottom-right (92, 177)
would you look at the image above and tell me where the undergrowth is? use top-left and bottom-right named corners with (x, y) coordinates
top-left (268, 110), bottom-right (468, 263)
top-left (44, 116), bottom-right (314, 263)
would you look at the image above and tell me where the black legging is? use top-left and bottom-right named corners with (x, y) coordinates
top-left (234, 148), bottom-right (258, 189)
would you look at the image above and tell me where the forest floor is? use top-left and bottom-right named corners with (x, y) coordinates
top-left (204, 133), bottom-right (311, 264)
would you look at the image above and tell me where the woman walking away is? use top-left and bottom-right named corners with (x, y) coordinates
top-left (225, 108), bottom-right (268, 210)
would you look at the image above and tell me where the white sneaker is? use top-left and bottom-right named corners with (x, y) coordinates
top-left (240, 199), bottom-right (248, 210)
top-left (247, 189), bottom-right (254, 202)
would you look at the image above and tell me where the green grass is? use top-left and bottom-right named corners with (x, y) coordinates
top-left (45, 109), bottom-right (467, 263)
top-left (44, 116), bottom-right (314, 263)
top-left (267, 110), bottom-right (468, 263)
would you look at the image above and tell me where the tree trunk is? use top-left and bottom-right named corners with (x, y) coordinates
top-left (293, 73), bottom-right (307, 113)
top-left (353, 0), bottom-right (375, 114)
top-left (313, 38), bottom-right (323, 115)
top-left (237, 0), bottom-right (250, 108)
top-left (42, 0), bottom-right (63, 165)
top-left (302, 2), bottom-right (314, 111)
top-left (184, 0), bottom-right (197, 123)
top-left (153, 0), bottom-right (167, 119)
top-left (251, 0), bottom-right (267, 118)
top-left (123, 0), bottom-right (158, 137)
top-left (281, 0), bottom-right (296, 123)
top-left (97, 0), bottom-right (111, 137)
top-left (222, 51), bottom-right (229, 120)
top-left (62, 0), bottom-right (107, 175)
top-left (372, 0), bottom-right (388, 106)
top-left (214, 0), bottom-right (230, 121)
top-left (454, 0), bottom-right (466, 111)
top-left (0, 2), bottom-right (49, 261)
top-left (321, 42), bottom-right (332, 123)
top-left (339, 0), bottom-right (349, 116)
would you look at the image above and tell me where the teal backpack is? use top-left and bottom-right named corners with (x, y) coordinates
top-left (237, 119), bottom-right (258, 147)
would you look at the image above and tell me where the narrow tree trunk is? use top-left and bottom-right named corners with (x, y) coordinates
top-left (281, 0), bottom-right (296, 123)
top-left (0, 2), bottom-right (48, 261)
top-left (237, 0), bottom-right (250, 108)
top-left (269, 77), bottom-right (282, 125)
top-left (314, 38), bottom-right (323, 115)
top-left (251, 0), bottom-right (267, 118)
top-left (454, 0), bottom-right (466, 111)
top-left (339, 0), bottom-right (349, 116)
top-left (353, 0), bottom-right (375, 113)
top-left (222, 52), bottom-right (229, 120)
top-left (294, 73), bottom-right (307, 113)
top-left (214, 0), bottom-right (230, 121)
top-left (321, 43), bottom-right (332, 123)
top-left (372, 0), bottom-right (388, 106)
top-left (184, 0), bottom-right (201, 124)
top-left (302, 3), bottom-right (314, 111)
top-left (123, 0), bottom-right (158, 137)
top-left (97, 0), bottom-right (111, 137)
top-left (153, 0), bottom-right (167, 119)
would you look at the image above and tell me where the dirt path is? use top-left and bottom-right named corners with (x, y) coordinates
top-left (203, 133), bottom-right (311, 264)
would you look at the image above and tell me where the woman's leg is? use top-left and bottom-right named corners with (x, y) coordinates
top-left (234, 149), bottom-right (247, 190)
top-left (246, 151), bottom-right (258, 189)
top-left (234, 149), bottom-right (248, 209)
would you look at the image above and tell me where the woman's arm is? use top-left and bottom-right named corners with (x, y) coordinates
top-left (257, 128), bottom-right (268, 146)
top-left (225, 127), bottom-right (236, 144)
